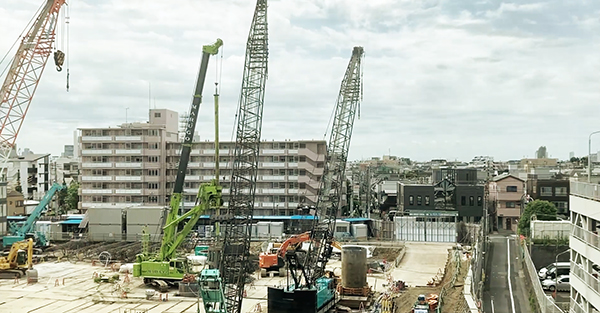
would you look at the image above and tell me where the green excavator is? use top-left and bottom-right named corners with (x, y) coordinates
top-left (132, 39), bottom-right (223, 291)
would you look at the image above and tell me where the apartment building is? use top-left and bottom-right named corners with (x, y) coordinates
top-left (526, 175), bottom-right (570, 218)
top-left (78, 109), bottom-right (180, 211)
top-left (78, 109), bottom-right (327, 216)
top-left (489, 173), bottom-right (525, 231)
top-left (569, 181), bottom-right (600, 313)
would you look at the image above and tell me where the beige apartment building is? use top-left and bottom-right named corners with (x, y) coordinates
top-left (78, 109), bottom-right (326, 216)
top-left (489, 173), bottom-right (525, 231)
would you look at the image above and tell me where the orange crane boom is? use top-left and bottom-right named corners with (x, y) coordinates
top-left (0, 0), bottom-right (66, 178)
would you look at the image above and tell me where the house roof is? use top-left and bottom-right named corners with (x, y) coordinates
top-left (7, 190), bottom-right (22, 197)
top-left (492, 172), bottom-right (524, 182)
top-left (9, 153), bottom-right (50, 162)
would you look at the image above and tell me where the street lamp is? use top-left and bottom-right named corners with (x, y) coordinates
top-left (553, 249), bottom-right (570, 301)
top-left (588, 131), bottom-right (600, 183)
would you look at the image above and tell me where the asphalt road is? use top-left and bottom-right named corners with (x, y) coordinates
top-left (483, 234), bottom-right (530, 313)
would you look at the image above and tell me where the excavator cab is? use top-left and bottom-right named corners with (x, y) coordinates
top-left (15, 249), bottom-right (27, 266)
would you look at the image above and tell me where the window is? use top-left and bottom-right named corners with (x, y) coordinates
top-left (149, 196), bottom-right (158, 203)
top-left (147, 169), bottom-right (159, 176)
top-left (299, 156), bottom-right (306, 162)
top-left (154, 112), bottom-right (161, 118)
top-left (417, 195), bottom-right (422, 205)
top-left (425, 196), bottom-right (430, 206)
top-left (506, 202), bottom-right (516, 208)
top-left (469, 196), bottom-right (474, 206)
top-left (461, 196), bottom-right (466, 205)
top-left (336, 226), bottom-right (346, 233)
top-left (300, 143), bottom-right (306, 148)
top-left (148, 156), bottom-right (159, 163)
top-left (555, 187), bottom-right (567, 196)
top-left (148, 183), bottom-right (159, 189)
top-left (541, 187), bottom-right (553, 196)
top-left (555, 201), bottom-right (568, 209)
top-left (149, 143), bottom-right (159, 150)
top-left (409, 195), bottom-right (414, 205)
top-left (506, 186), bottom-right (518, 192)
top-left (477, 196), bottom-right (482, 207)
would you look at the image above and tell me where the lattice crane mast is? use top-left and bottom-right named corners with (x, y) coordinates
top-left (0, 0), bottom-right (67, 179)
top-left (201, 1), bottom-right (269, 313)
top-left (295, 46), bottom-right (364, 289)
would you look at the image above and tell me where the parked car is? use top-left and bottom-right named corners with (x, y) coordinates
top-left (542, 275), bottom-right (570, 292)
top-left (539, 262), bottom-right (570, 280)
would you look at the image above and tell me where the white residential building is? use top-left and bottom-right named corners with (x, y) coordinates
top-left (569, 181), bottom-right (600, 313)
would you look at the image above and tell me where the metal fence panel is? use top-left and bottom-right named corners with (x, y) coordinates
top-left (521, 240), bottom-right (564, 313)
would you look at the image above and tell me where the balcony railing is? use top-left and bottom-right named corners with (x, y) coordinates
top-left (571, 181), bottom-right (600, 202)
top-left (572, 225), bottom-right (600, 251)
top-left (571, 261), bottom-right (600, 299)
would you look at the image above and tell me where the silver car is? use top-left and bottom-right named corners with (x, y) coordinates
top-left (542, 275), bottom-right (570, 292)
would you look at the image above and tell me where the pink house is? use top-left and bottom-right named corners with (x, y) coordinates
top-left (489, 173), bottom-right (525, 231)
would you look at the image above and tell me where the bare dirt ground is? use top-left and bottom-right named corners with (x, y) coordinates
top-left (372, 247), bottom-right (404, 262)
top-left (393, 249), bottom-right (470, 313)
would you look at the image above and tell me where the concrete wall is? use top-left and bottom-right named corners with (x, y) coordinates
top-left (530, 220), bottom-right (571, 240)
top-left (529, 244), bottom-right (570, 270)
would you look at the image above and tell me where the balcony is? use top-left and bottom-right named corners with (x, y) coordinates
top-left (288, 162), bottom-right (298, 167)
top-left (81, 136), bottom-right (112, 141)
top-left (288, 175), bottom-right (299, 180)
top-left (82, 149), bottom-right (112, 155)
top-left (261, 162), bottom-right (286, 168)
top-left (260, 188), bottom-right (286, 194)
top-left (114, 176), bottom-right (142, 181)
top-left (571, 261), bottom-right (600, 302)
top-left (114, 136), bottom-right (142, 141)
top-left (81, 189), bottom-right (108, 194)
top-left (81, 176), bottom-right (113, 181)
top-left (203, 162), bottom-right (229, 168)
top-left (572, 225), bottom-right (600, 251)
top-left (572, 181), bottom-right (600, 202)
top-left (82, 162), bottom-right (113, 168)
top-left (288, 189), bottom-right (299, 194)
top-left (261, 175), bottom-right (285, 181)
top-left (114, 149), bottom-right (142, 154)
top-left (261, 149), bottom-right (285, 154)
top-left (114, 189), bottom-right (142, 194)
top-left (115, 162), bottom-right (142, 168)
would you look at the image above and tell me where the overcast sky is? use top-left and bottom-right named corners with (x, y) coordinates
top-left (1, 0), bottom-right (599, 162)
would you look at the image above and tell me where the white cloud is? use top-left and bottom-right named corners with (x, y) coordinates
top-left (0, 0), bottom-right (598, 162)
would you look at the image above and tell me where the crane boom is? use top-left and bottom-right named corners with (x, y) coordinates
top-left (0, 0), bottom-right (66, 178)
top-left (160, 39), bottom-right (223, 261)
top-left (133, 40), bottom-right (223, 287)
top-left (217, 1), bottom-right (268, 312)
top-left (301, 46), bottom-right (364, 288)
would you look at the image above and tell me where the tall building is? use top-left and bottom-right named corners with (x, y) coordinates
top-left (78, 109), bottom-right (327, 216)
top-left (570, 180), bottom-right (600, 312)
top-left (78, 109), bottom-right (180, 212)
top-left (536, 146), bottom-right (548, 159)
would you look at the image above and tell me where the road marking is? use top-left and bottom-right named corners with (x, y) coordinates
top-left (507, 237), bottom-right (516, 313)
top-left (491, 299), bottom-right (495, 313)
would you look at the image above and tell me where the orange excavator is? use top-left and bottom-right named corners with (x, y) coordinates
top-left (259, 232), bottom-right (342, 277)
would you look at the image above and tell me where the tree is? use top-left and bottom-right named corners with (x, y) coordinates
top-left (55, 182), bottom-right (69, 215)
top-left (518, 200), bottom-right (557, 235)
top-left (64, 181), bottom-right (80, 213)
top-left (14, 170), bottom-right (22, 193)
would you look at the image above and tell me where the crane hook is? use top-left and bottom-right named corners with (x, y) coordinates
top-left (53, 50), bottom-right (65, 72)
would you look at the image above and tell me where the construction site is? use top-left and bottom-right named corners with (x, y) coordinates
top-left (0, 239), bottom-right (472, 313)
top-left (0, 1), bottom-right (478, 313)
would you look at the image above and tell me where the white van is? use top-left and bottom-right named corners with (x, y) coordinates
top-left (539, 262), bottom-right (570, 280)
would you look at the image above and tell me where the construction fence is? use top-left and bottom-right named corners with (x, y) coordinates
top-left (519, 239), bottom-right (564, 313)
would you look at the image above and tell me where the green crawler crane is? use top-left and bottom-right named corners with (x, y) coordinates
top-left (133, 39), bottom-right (223, 291)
